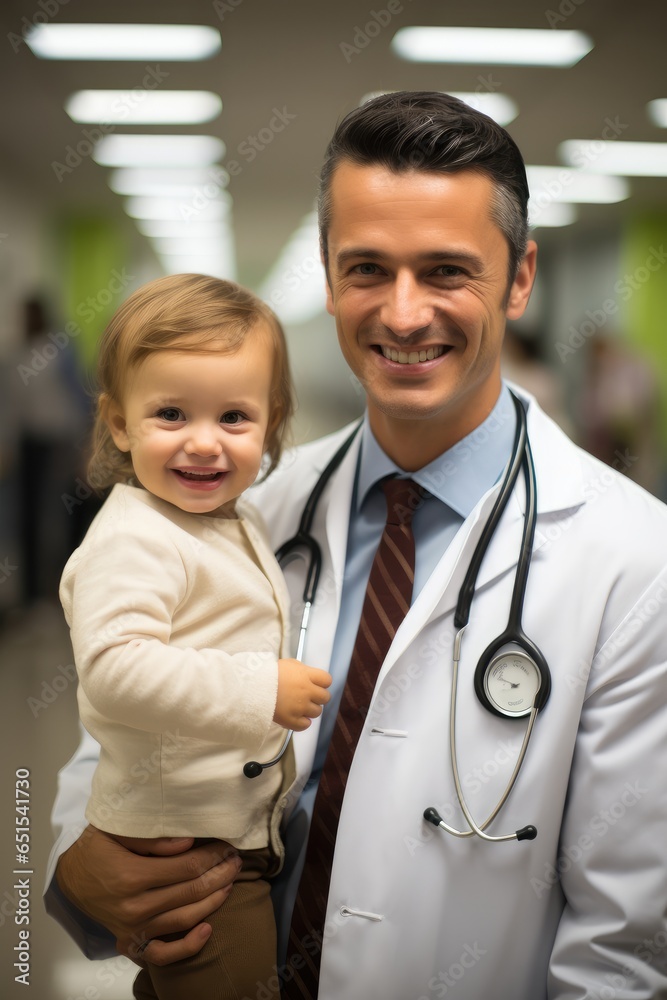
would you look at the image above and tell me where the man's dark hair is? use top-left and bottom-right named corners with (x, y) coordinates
top-left (318, 91), bottom-right (530, 284)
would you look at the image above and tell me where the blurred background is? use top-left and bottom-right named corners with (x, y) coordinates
top-left (1, 0), bottom-right (666, 995)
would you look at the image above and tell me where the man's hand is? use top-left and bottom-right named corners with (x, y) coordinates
top-left (274, 659), bottom-right (332, 731)
top-left (56, 825), bottom-right (242, 966)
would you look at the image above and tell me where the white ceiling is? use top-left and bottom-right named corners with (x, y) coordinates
top-left (1, 0), bottom-right (666, 289)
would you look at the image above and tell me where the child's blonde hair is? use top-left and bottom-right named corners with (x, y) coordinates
top-left (88, 273), bottom-right (294, 490)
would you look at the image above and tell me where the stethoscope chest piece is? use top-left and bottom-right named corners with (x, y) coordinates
top-left (476, 649), bottom-right (544, 719)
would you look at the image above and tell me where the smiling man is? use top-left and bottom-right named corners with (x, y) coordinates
top-left (46, 92), bottom-right (667, 999)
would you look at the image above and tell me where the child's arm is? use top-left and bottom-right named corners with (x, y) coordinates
top-left (274, 659), bottom-right (333, 730)
top-left (64, 526), bottom-right (284, 751)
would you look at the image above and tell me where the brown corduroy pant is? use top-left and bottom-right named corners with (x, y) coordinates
top-left (133, 846), bottom-right (281, 1000)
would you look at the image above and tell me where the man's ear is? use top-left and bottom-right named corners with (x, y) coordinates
top-left (100, 393), bottom-right (131, 453)
top-left (506, 240), bottom-right (538, 321)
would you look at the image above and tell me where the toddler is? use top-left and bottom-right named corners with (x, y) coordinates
top-left (60, 273), bottom-right (332, 999)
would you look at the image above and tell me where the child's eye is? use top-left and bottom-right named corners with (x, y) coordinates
top-left (221, 411), bottom-right (245, 425)
top-left (157, 408), bottom-right (183, 422)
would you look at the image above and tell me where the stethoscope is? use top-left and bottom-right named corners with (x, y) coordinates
top-left (244, 392), bottom-right (551, 844)
top-left (243, 424), bottom-right (362, 779)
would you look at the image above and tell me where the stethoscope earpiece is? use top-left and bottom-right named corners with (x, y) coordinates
top-left (424, 808), bottom-right (538, 843)
top-left (243, 761), bottom-right (265, 779)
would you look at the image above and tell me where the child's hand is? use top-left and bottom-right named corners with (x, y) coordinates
top-left (274, 659), bottom-right (333, 731)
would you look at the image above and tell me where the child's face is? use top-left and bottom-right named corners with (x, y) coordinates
top-left (105, 332), bottom-right (274, 515)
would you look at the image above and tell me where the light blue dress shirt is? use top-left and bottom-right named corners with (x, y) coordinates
top-left (274, 386), bottom-right (517, 957)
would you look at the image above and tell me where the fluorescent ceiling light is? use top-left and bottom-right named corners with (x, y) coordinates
top-left (450, 92), bottom-right (518, 125)
top-left (93, 135), bottom-right (225, 167)
top-left (26, 23), bottom-right (221, 60)
top-left (392, 27), bottom-right (593, 66)
top-left (526, 166), bottom-right (629, 203)
top-left (361, 90), bottom-right (518, 125)
top-left (151, 238), bottom-right (229, 256)
top-left (528, 202), bottom-right (577, 228)
top-left (66, 90), bottom-right (222, 125)
top-left (560, 140), bottom-right (667, 176)
top-left (136, 219), bottom-right (232, 239)
top-left (647, 99), bottom-right (667, 128)
top-left (110, 167), bottom-right (229, 197)
top-left (125, 196), bottom-right (230, 221)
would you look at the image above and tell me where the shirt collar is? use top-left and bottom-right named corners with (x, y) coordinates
top-left (356, 384), bottom-right (517, 518)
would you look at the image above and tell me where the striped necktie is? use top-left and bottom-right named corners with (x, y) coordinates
top-left (283, 477), bottom-right (425, 998)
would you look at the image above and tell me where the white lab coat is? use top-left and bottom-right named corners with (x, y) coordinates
top-left (46, 391), bottom-right (667, 998)
top-left (252, 389), bottom-right (667, 999)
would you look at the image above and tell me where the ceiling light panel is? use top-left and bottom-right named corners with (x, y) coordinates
top-left (560, 140), bottom-right (667, 176)
top-left (136, 219), bottom-right (233, 239)
top-left (647, 99), bottom-right (667, 128)
top-left (526, 166), bottom-right (629, 203)
top-left (360, 90), bottom-right (518, 126)
top-left (93, 135), bottom-right (225, 167)
top-left (392, 27), bottom-right (593, 67)
top-left (66, 91), bottom-right (222, 125)
top-left (109, 167), bottom-right (229, 197)
top-left (125, 196), bottom-right (230, 222)
top-left (528, 202), bottom-right (577, 228)
top-left (26, 23), bottom-right (221, 60)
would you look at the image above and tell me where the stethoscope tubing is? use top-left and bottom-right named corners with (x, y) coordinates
top-left (244, 422), bottom-right (363, 779)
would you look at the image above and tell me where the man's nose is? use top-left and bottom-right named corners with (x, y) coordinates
top-left (378, 272), bottom-right (435, 338)
top-left (183, 422), bottom-right (223, 457)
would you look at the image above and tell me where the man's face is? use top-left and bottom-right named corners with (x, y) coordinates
top-left (324, 163), bottom-right (537, 460)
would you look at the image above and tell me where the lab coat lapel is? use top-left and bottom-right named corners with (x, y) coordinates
top-left (292, 426), bottom-right (362, 781)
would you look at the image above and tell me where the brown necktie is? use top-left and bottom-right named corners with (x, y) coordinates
top-left (283, 478), bottom-right (424, 999)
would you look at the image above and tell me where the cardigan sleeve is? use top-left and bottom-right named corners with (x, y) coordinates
top-left (61, 517), bottom-right (280, 749)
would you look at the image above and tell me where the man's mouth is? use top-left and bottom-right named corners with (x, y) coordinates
top-left (379, 345), bottom-right (448, 365)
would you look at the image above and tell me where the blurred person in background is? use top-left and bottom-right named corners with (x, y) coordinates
top-left (13, 295), bottom-right (91, 612)
top-left (575, 331), bottom-right (663, 496)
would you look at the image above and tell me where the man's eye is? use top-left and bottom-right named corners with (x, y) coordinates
top-left (436, 265), bottom-right (463, 277)
top-left (221, 411), bottom-right (244, 425)
top-left (157, 408), bottom-right (183, 422)
top-left (354, 263), bottom-right (379, 275)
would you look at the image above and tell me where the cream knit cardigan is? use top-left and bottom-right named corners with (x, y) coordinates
top-left (60, 484), bottom-right (295, 856)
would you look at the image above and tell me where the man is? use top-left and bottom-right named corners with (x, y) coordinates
top-left (46, 92), bottom-right (667, 998)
